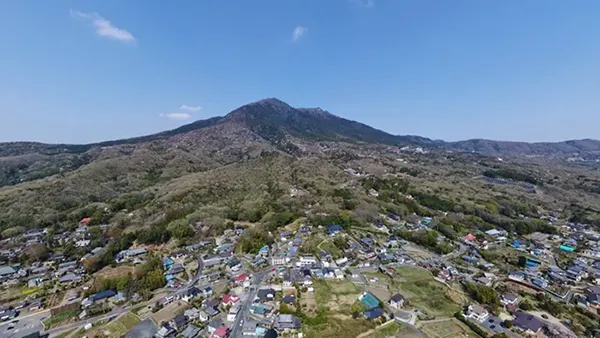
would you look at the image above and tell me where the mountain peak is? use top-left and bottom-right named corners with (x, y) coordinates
top-left (251, 97), bottom-right (292, 109)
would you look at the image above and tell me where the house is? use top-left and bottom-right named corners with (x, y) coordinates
top-left (513, 312), bottom-right (543, 335)
top-left (279, 230), bottom-right (292, 242)
top-left (75, 240), bottom-right (91, 247)
top-left (257, 288), bottom-right (275, 302)
top-left (89, 289), bottom-right (117, 303)
top-left (207, 319), bottom-right (224, 334)
top-left (364, 307), bottom-right (384, 320)
top-left (282, 295), bottom-right (296, 305)
top-left (0, 266), bottom-right (16, 279)
top-left (389, 293), bottom-right (405, 309)
top-left (475, 276), bottom-right (492, 287)
top-left (327, 224), bottom-right (343, 236)
top-left (258, 246), bottom-right (270, 256)
top-left (233, 273), bottom-right (249, 285)
top-left (273, 314), bottom-right (301, 332)
top-left (466, 304), bottom-right (489, 322)
top-left (155, 325), bottom-right (176, 338)
top-left (170, 314), bottom-right (188, 331)
top-left (509, 271), bottom-right (525, 282)
top-left (227, 306), bottom-right (239, 321)
top-left (242, 320), bottom-right (260, 336)
top-left (212, 325), bottom-right (230, 338)
top-left (271, 255), bottom-right (288, 266)
top-left (181, 325), bottom-right (202, 338)
top-left (203, 287), bottom-right (214, 298)
top-left (180, 287), bottom-right (201, 302)
top-left (222, 293), bottom-right (240, 307)
top-left (184, 308), bottom-right (201, 321)
top-left (59, 273), bottom-right (82, 284)
top-left (298, 255), bottom-right (317, 267)
top-left (587, 293), bottom-right (600, 307)
top-left (500, 293), bottom-right (519, 306)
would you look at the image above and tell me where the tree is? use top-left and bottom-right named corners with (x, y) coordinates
top-left (465, 282), bottom-right (500, 306)
top-left (519, 300), bottom-right (533, 311)
top-left (24, 243), bottom-right (49, 263)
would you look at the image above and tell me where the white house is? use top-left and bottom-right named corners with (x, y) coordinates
top-left (298, 255), bottom-right (317, 267)
top-left (389, 293), bottom-right (405, 309)
top-left (466, 304), bottom-right (489, 322)
top-left (227, 306), bottom-right (239, 322)
top-left (272, 255), bottom-right (289, 266)
top-left (335, 257), bottom-right (348, 266)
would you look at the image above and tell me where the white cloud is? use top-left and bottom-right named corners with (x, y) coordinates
top-left (180, 104), bottom-right (202, 112)
top-left (351, 0), bottom-right (375, 8)
top-left (71, 10), bottom-right (135, 43)
top-left (292, 26), bottom-right (307, 42)
top-left (160, 113), bottom-right (192, 121)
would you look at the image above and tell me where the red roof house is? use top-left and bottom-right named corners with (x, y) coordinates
top-left (212, 325), bottom-right (230, 338)
top-left (80, 218), bottom-right (92, 224)
top-left (464, 233), bottom-right (477, 242)
top-left (222, 293), bottom-right (240, 306)
top-left (233, 273), bottom-right (249, 283)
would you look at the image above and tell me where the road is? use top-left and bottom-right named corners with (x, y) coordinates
top-left (229, 271), bottom-right (267, 338)
top-left (187, 254), bottom-right (204, 287)
top-left (0, 310), bottom-right (48, 338)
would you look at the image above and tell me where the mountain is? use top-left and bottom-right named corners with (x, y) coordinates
top-left (1, 98), bottom-right (600, 188)
top-left (443, 138), bottom-right (600, 157)
top-left (4, 97), bottom-right (600, 241)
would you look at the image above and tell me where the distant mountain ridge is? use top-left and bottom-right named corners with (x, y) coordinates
top-left (1, 98), bottom-right (599, 158)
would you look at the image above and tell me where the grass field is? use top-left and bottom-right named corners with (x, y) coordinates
top-left (43, 309), bottom-right (79, 329)
top-left (304, 316), bottom-right (376, 338)
top-left (151, 301), bottom-right (189, 325)
top-left (301, 279), bottom-right (372, 338)
top-left (394, 267), bottom-right (462, 318)
top-left (327, 280), bottom-right (361, 295)
top-left (420, 319), bottom-right (481, 338)
top-left (367, 321), bottom-right (405, 338)
top-left (103, 312), bottom-right (141, 337)
top-left (53, 328), bottom-right (76, 338)
top-left (396, 325), bottom-right (427, 338)
top-left (96, 265), bottom-right (136, 279)
top-left (313, 279), bottom-right (362, 312)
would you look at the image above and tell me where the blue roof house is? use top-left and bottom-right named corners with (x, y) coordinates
top-left (327, 224), bottom-right (343, 235)
top-left (363, 308), bottom-right (384, 320)
top-left (162, 256), bottom-right (174, 270)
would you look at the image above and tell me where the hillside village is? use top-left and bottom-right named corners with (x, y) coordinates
top-left (1, 158), bottom-right (600, 338)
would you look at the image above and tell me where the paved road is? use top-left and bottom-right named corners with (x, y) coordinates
top-left (187, 254), bottom-right (205, 287)
top-left (229, 271), bottom-right (267, 338)
top-left (0, 311), bottom-right (48, 338)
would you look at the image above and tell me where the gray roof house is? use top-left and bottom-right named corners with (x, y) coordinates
top-left (274, 314), bottom-right (301, 332)
top-left (181, 325), bottom-right (201, 338)
top-left (513, 312), bottom-right (543, 334)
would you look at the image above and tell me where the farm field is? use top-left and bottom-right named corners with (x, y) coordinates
top-left (419, 319), bottom-right (482, 338)
top-left (103, 312), bottom-right (141, 337)
top-left (151, 301), bottom-right (189, 325)
top-left (394, 267), bottom-right (464, 318)
top-left (300, 279), bottom-right (374, 338)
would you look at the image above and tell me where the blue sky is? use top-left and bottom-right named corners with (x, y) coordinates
top-left (1, 0), bottom-right (599, 143)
